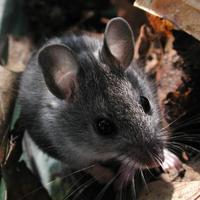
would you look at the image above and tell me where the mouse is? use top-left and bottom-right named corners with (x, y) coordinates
top-left (18, 17), bottom-right (182, 196)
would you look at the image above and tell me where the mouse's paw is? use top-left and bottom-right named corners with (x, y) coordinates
top-left (162, 149), bottom-right (183, 172)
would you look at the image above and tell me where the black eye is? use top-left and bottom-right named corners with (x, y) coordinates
top-left (140, 96), bottom-right (151, 114)
top-left (94, 118), bottom-right (116, 136)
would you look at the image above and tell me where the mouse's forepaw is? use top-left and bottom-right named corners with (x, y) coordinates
top-left (162, 149), bottom-right (183, 172)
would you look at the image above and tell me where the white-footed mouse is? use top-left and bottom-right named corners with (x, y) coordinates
top-left (19, 17), bottom-right (181, 193)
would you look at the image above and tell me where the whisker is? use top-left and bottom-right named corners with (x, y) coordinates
top-left (119, 185), bottom-right (122, 200)
top-left (122, 157), bottom-right (137, 200)
top-left (69, 152), bottom-right (130, 200)
top-left (170, 134), bottom-right (200, 139)
top-left (132, 176), bottom-right (136, 200)
top-left (95, 172), bottom-right (120, 200)
top-left (161, 112), bottom-right (187, 131)
top-left (144, 166), bottom-right (158, 180)
top-left (171, 142), bottom-right (200, 154)
top-left (167, 143), bottom-right (185, 152)
top-left (161, 112), bottom-right (200, 136)
top-left (140, 169), bottom-right (148, 192)
top-left (63, 177), bottom-right (95, 200)
top-left (63, 173), bottom-right (87, 200)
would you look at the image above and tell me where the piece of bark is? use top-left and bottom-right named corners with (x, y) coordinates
top-left (0, 67), bottom-right (19, 162)
top-left (134, 24), bottom-right (164, 72)
top-left (6, 36), bottom-right (32, 73)
top-left (134, 0), bottom-right (200, 41)
top-left (139, 180), bottom-right (200, 200)
top-left (0, 36), bottom-right (31, 163)
top-left (139, 155), bottom-right (200, 200)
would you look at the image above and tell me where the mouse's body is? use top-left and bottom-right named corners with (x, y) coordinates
top-left (19, 18), bottom-right (181, 193)
top-left (19, 35), bottom-right (107, 168)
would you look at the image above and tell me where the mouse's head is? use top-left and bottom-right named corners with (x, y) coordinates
top-left (38, 17), bottom-right (167, 183)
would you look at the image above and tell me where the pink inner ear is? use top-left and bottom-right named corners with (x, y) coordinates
top-left (55, 70), bottom-right (77, 100)
top-left (108, 40), bottom-right (132, 63)
top-left (104, 18), bottom-right (134, 68)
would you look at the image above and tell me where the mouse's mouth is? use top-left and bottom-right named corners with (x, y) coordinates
top-left (98, 159), bottom-right (136, 189)
top-left (90, 149), bottom-right (182, 190)
top-left (91, 155), bottom-right (161, 190)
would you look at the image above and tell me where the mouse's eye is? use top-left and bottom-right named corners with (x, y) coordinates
top-left (94, 118), bottom-right (116, 136)
top-left (140, 96), bottom-right (151, 114)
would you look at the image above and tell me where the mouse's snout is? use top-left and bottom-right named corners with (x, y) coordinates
top-left (140, 126), bottom-right (166, 167)
top-left (148, 138), bottom-right (165, 164)
top-left (134, 144), bottom-right (164, 168)
top-left (124, 134), bottom-right (165, 169)
top-left (148, 145), bottom-right (165, 168)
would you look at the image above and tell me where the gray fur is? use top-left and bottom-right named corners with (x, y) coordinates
top-left (18, 18), bottom-right (165, 172)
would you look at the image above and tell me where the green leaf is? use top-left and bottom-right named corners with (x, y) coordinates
top-left (0, 178), bottom-right (6, 200)
top-left (10, 100), bottom-right (21, 130)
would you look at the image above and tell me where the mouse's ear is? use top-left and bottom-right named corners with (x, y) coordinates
top-left (102, 17), bottom-right (134, 69)
top-left (38, 44), bottom-right (78, 101)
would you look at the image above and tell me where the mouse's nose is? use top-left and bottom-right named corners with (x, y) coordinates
top-left (133, 141), bottom-right (165, 168)
top-left (148, 140), bottom-right (165, 164)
